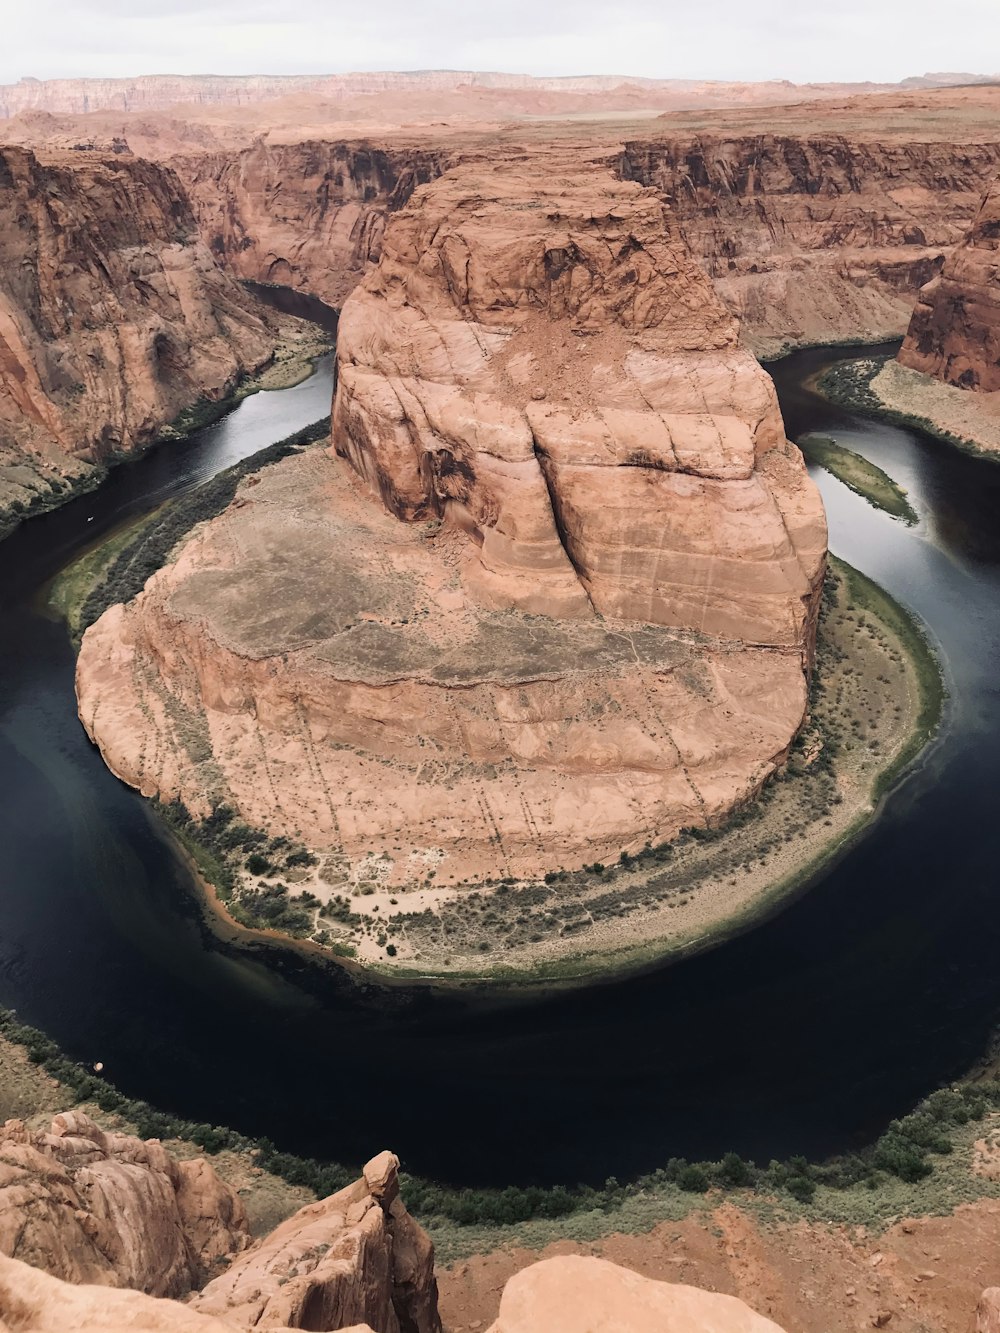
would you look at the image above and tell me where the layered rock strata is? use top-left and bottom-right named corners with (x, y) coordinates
top-left (77, 158), bottom-right (825, 898)
top-left (898, 175), bottom-right (1000, 389)
top-left (0, 1112), bottom-right (249, 1297)
top-left (621, 135), bottom-right (1000, 355)
top-left (0, 146), bottom-right (280, 530)
top-left (175, 142), bottom-right (451, 309)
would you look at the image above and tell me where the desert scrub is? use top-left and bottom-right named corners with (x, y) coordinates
top-left (798, 433), bottom-right (918, 523)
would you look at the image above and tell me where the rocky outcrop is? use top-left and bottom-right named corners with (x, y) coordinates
top-left (175, 142), bottom-right (451, 309)
top-left (980, 1289), bottom-right (1000, 1333)
top-left (76, 156), bottom-right (824, 916)
top-left (191, 1150), bottom-right (439, 1332)
top-left (898, 175), bottom-right (1000, 389)
top-left (0, 1126), bottom-right (439, 1333)
top-left (0, 145), bottom-right (280, 532)
top-left (621, 135), bottom-right (1000, 354)
top-left (333, 155), bottom-right (824, 646)
top-left (0, 1112), bottom-right (249, 1297)
top-left (486, 1256), bottom-right (786, 1333)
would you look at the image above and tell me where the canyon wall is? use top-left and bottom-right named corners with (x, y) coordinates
top-left (898, 174), bottom-right (1000, 389)
top-left (175, 142), bottom-right (451, 309)
top-left (621, 135), bottom-right (1000, 354)
top-left (169, 132), bottom-right (1000, 360)
top-left (76, 156), bottom-right (825, 908)
top-left (0, 145), bottom-right (280, 532)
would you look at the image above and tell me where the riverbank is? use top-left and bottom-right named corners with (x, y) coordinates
top-left (797, 434), bottom-right (918, 524)
top-left (0, 314), bottom-right (332, 546)
top-left (817, 354), bottom-right (1000, 460)
top-left (91, 552), bottom-right (942, 993)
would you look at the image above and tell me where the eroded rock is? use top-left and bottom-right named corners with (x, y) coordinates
top-left (898, 175), bottom-right (1000, 391)
top-left (486, 1255), bottom-right (787, 1333)
top-left (0, 1112), bottom-right (250, 1297)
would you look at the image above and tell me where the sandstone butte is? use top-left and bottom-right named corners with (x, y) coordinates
top-left (899, 173), bottom-right (1000, 390)
top-left (0, 1108), bottom-right (797, 1333)
top-left (75, 155), bottom-right (827, 894)
top-left (0, 144), bottom-right (283, 530)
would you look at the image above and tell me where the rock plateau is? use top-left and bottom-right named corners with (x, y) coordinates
top-left (76, 156), bottom-right (825, 908)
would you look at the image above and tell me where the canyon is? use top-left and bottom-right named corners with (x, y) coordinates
top-left (6, 65), bottom-right (1000, 1333)
top-left (0, 144), bottom-right (314, 536)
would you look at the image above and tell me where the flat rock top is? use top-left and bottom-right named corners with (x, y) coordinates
top-left (167, 448), bottom-right (706, 686)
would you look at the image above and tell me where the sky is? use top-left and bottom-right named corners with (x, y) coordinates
top-left (2, 0), bottom-right (998, 88)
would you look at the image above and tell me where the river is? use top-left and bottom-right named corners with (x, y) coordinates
top-left (2, 340), bottom-right (1000, 1189)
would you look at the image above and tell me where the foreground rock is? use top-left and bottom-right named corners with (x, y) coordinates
top-left (77, 156), bottom-right (824, 940)
top-left (190, 1150), bottom-right (439, 1332)
top-left (486, 1256), bottom-right (786, 1333)
top-left (899, 175), bottom-right (1000, 390)
top-left (0, 145), bottom-right (280, 534)
top-left (0, 1112), bottom-right (249, 1296)
top-left (0, 1129), bottom-right (439, 1333)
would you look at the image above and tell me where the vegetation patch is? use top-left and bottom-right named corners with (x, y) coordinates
top-left (798, 433), bottom-right (917, 523)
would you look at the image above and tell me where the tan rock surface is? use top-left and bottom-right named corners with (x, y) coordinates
top-left (191, 1150), bottom-right (439, 1332)
top-left (899, 175), bottom-right (1000, 390)
top-left (486, 1255), bottom-right (786, 1333)
top-left (0, 145), bottom-right (281, 534)
top-left (979, 1288), bottom-right (1000, 1333)
top-left (0, 1112), bottom-right (250, 1297)
top-left (76, 156), bottom-right (824, 902)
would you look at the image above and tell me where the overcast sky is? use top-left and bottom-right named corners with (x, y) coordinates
top-left (2, 0), bottom-right (998, 87)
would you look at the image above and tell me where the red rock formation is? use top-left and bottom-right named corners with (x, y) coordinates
top-left (0, 1112), bottom-right (249, 1297)
top-left (898, 175), bottom-right (1000, 390)
top-left (979, 1288), bottom-right (1000, 1333)
top-left (486, 1256), bottom-right (786, 1333)
top-left (333, 154), bottom-right (825, 647)
top-left (0, 145), bottom-right (280, 532)
top-left (621, 135), bottom-right (1000, 354)
top-left (0, 1137), bottom-right (439, 1333)
top-left (75, 156), bottom-right (824, 915)
top-left (191, 1150), bottom-right (439, 1332)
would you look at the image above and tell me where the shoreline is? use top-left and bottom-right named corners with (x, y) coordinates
top-left (0, 317), bottom-right (333, 546)
top-left (151, 555), bottom-right (945, 995)
top-left (816, 354), bottom-right (1000, 462)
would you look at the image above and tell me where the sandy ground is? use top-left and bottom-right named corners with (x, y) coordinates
top-left (871, 359), bottom-right (1000, 456)
top-left (437, 1193), bottom-right (1000, 1333)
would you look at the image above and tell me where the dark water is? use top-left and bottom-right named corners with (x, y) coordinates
top-left (3, 342), bottom-right (1000, 1189)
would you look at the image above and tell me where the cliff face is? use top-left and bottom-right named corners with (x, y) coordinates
top-left (621, 135), bottom-right (1000, 354)
top-left (174, 142), bottom-right (451, 309)
top-left (0, 146), bottom-right (279, 531)
top-left (898, 175), bottom-right (1000, 389)
top-left (76, 157), bottom-right (825, 908)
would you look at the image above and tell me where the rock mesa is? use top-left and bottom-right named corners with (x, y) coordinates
top-left (76, 156), bottom-right (824, 908)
